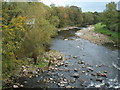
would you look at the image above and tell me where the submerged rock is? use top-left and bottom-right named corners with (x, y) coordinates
top-left (96, 72), bottom-right (107, 77)
top-left (74, 68), bottom-right (78, 72)
top-left (87, 67), bottom-right (93, 71)
top-left (70, 79), bottom-right (76, 83)
top-left (78, 60), bottom-right (85, 64)
top-left (96, 78), bottom-right (103, 82)
top-left (37, 80), bottom-right (40, 83)
top-left (72, 73), bottom-right (79, 78)
top-left (73, 56), bottom-right (78, 59)
top-left (24, 81), bottom-right (27, 84)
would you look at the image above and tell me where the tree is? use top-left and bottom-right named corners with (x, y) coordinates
top-left (100, 2), bottom-right (119, 31)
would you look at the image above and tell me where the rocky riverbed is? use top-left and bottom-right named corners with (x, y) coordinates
top-left (3, 26), bottom-right (120, 89)
top-left (3, 50), bottom-right (65, 88)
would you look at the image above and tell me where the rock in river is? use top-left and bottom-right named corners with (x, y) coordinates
top-left (13, 85), bottom-right (19, 88)
top-left (70, 79), bottom-right (76, 83)
top-left (96, 72), bottom-right (107, 77)
top-left (72, 73), bottom-right (79, 78)
top-left (96, 78), bottom-right (102, 83)
top-left (74, 68), bottom-right (78, 72)
top-left (66, 85), bottom-right (72, 88)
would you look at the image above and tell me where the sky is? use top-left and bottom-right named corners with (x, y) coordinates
top-left (40, 0), bottom-right (120, 12)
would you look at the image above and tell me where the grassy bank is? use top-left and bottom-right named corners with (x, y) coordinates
top-left (94, 23), bottom-right (120, 44)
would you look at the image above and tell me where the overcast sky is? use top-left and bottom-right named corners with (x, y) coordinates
top-left (40, 0), bottom-right (120, 12)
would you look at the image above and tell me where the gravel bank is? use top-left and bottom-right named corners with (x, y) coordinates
top-left (75, 25), bottom-right (114, 45)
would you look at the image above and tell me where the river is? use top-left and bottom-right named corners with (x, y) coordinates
top-left (17, 27), bottom-right (120, 88)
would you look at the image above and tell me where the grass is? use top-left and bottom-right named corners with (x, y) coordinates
top-left (37, 61), bottom-right (48, 68)
top-left (94, 23), bottom-right (120, 42)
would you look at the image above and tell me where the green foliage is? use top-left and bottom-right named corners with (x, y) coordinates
top-left (51, 5), bottom-right (83, 27)
top-left (2, 2), bottom-right (57, 80)
top-left (95, 23), bottom-right (120, 40)
top-left (100, 2), bottom-right (119, 32)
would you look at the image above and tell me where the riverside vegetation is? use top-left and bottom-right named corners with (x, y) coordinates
top-left (2, 1), bottom-right (120, 88)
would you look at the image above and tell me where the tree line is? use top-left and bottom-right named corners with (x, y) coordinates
top-left (2, 1), bottom-right (119, 79)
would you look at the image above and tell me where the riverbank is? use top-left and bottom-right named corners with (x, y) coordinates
top-left (3, 50), bottom-right (64, 89)
top-left (94, 23), bottom-right (120, 45)
top-left (75, 25), bottom-right (114, 45)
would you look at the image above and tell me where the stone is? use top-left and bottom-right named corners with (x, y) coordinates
top-left (104, 70), bottom-right (108, 73)
top-left (72, 73), bottom-right (79, 78)
top-left (80, 79), bottom-right (85, 83)
top-left (64, 68), bottom-right (69, 72)
top-left (70, 79), bottom-right (76, 83)
top-left (64, 63), bottom-right (68, 67)
top-left (20, 84), bottom-right (24, 87)
top-left (35, 75), bottom-right (39, 77)
top-left (87, 67), bottom-right (93, 71)
top-left (73, 56), bottom-right (77, 59)
top-left (74, 68), bottom-right (78, 72)
top-left (37, 80), bottom-right (40, 83)
top-left (82, 71), bottom-right (85, 73)
top-left (50, 78), bottom-right (53, 81)
top-left (96, 78), bottom-right (102, 82)
top-left (82, 65), bottom-right (86, 68)
top-left (96, 72), bottom-right (107, 77)
top-left (57, 83), bottom-right (64, 87)
top-left (29, 76), bottom-right (32, 79)
top-left (63, 79), bottom-right (67, 82)
top-left (78, 60), bottom-right (85, 64)
top-left (66, 85), bottom-right (72, 88)
top-left (64, 39), bottom-right (68, 40)
top-left (24, 81), bottom-right (27, 84)
top-left (91, 73), bottom-right (96, 76)
top-left (98, 64), bottom-right (104, 67)
top-left (13, 85), bottom-right (19, 88)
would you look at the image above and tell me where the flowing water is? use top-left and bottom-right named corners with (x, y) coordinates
top-left (17, 28), bottom-right (120, 88)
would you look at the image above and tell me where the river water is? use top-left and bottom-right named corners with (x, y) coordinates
top-left (17, 28), bottom-right (120, 88)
